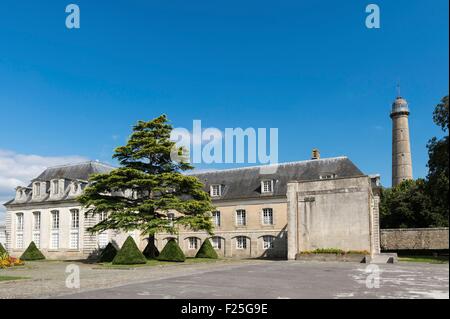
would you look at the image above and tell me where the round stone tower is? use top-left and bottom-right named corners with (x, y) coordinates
top-left (390, 96), bottom-right (413, 186)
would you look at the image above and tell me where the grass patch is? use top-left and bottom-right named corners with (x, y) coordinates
top-left (399, 255), bottom-right (449, 264)
top-left (98, 257), bottom-right (221, 269)
top-left (0, 276), bottom-right (29, 282)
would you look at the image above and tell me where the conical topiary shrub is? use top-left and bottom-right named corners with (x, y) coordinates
top-left (0, 243), bottom-right (7, 255)
top-left (157, 239), bottom-right (185, 262)
top-left (20, 241), bottom-right (45, 261)
top-left (195, 239), bottom-right (218, 259)
top-left (112, 236), bottom-right (147, 265)
top-left (98, 242), bottom-right (118, 263)
top-left (143, 236), bottom-right (160, 259)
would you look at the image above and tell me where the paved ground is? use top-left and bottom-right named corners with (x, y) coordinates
top-left (1, 260), bottom-right (448, 299)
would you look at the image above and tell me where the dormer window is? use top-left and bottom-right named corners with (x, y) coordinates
top-left (210, 184), bottom-right (222, 197)
top-left (261, 180), bottom-right (274, 193)
top-left (34, 183), bottom-right (41, 197)
top-left (52, 180), bottom-right (59, 195)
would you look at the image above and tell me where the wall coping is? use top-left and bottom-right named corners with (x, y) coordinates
top-left (381, 227), bottom-right (449, 232)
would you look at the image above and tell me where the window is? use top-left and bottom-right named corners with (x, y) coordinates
top-left (33, 232), bottom-right (41, 248)
top-left (16, 213), bottom-right (24, 231)
top-left (51, 211), bottom-right (60, 229)
top-left (34, 183), bottom-right (41, 197)
top-left (33, 212), bottom-right (41, 230)
top-left (262, 208), bottom-right (274, 225)
top-left (50, 232), bottom-right (59, 249)
top-left (211, 237), bottom-right (221, 249)
top-left (71, 210), bottom-right (79, 229)
top-left (210, 184), bottom-right (222, 197)
top-left (98, 212), bottom-right (109, 248)
top-left (70, 210), bottom-right (80, 250)
top-left (236, 210), bottom-right (246, 226)
top-left (261, 180), bottom-right (273, 193)
top-left (236, 236), bottom-right (247, 249)
top-left (212, 211), bottom-right (221, 227)
top-left (263, 236), bottom-right (275, 249)
top-left (16, 233), bottom-right (24, 249)
top-left (52, 180), bottom-right (59, 195)
top-left (188, 237), bottom-right (198, 250)
top-left (50, 211), bottom-right (60, 250)
top-left (33, 212), bottom-right (41, 248)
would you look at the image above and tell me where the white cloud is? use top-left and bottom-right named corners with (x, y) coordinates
top-left (0, 149), bottom-right (88, 224)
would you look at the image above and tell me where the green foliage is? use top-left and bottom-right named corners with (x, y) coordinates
top-left (98, 242), bottom-right (118, 263)
top-left (195, 239), bottom-right (218, 259)
top-left (78, 115), bottom-right (215, 249)
top-left (112, 236), bottom-right (147, 265)
top-left (381, 95), bottom-right (449, 228)
top-left (20, 242), bottom-right (45, 261)
top-left (0, 243), bottom-right (6, 255)
top-left (143, 236), bottom-right (160, 259)
top-left (157, 239), bottom-right (186, 262)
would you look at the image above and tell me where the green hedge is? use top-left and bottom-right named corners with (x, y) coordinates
top-left (195, 239), bottom-right (218, 259)
top-left (98, 242), bottom-right (118, 263)
top-left (157, 239), bottom-right (185, 262)
top-left (0, 243), bottom-right (7, 255)
top-left (20, 242), bottom-right (46, 261)
top-left (143, 238), bottom-right (160, 260)
top-left (112, 236), bottom-right (147, 265)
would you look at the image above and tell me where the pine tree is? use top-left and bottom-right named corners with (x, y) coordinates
top-left (78, 115), bottom-right (215, 248)
top-left (0, 243), bottom-right (7, 255)
top-left (98, 242), bottom-right (118, 263)
top-left (143, 235), bottom-right (160, 259)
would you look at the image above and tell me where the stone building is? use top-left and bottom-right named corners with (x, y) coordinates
top-left (3, 155), bottom-right (381, 260)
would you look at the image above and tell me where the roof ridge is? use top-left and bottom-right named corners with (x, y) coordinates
top-left (190, 156), bottom-right (348, 175)
top-left (41, 160), bottom-right (115, 170)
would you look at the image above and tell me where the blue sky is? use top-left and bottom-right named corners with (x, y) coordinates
top-left (0, 1), bottom-right (448, 220)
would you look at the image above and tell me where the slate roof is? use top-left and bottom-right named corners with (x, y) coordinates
top-left (4, 157), bottom-right (365, 206)
top-left (32, 161), bottom-right (114, 182)
top-left (191, 157), bottom-right (365, 201)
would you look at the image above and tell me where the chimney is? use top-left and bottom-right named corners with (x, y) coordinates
top-left (311, 148), bottom-right (320, 160)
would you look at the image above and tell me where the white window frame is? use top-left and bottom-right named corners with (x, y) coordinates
top-left (70, 210), bottom-right (80, 250)
top-left (188, 237), bottom-right (198, 250)
top-left (34, 182), bottom-right (41, 197)
top-left (33, 212), bottom-right (41, 248)
top-left (210, 184), bottom-right (222, 197)
top-left (16, 213), bottom-right (24, 231)
top-left (262, 208), bottom-right (274, 225)
top-left (263, 236), bottom-right (275, 249)
top-left (211, 237), bottom-right (221, 250)
top-left (261, 180), bottom-right (274, 193)
top-left (236, 210), bottom-right (246, 226)
top-left (212, 211), bottom-right (221, 227)
top-left (52, 180), bottom-right (59, 195)
top-left (50, 211), bottom-right (60, 250)
top-left (236, 236), bottom-right (247, 249)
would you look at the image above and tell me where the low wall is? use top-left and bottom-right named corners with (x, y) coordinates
top-left (381, 228), bottom-right (449, 251)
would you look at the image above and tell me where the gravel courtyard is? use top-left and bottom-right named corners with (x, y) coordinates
top-left (0, 260), bottom-right (448, 299)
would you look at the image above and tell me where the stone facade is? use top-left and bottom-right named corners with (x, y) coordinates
top-left (4, 157), bottom-right (381, 260)
top-left (287, 176), bottom-right (381, 260)
top-left (381, 228), bottom-right (449, 251)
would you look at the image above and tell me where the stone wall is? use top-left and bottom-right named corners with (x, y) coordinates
top-left (381, 228), bottom-right (449, 251)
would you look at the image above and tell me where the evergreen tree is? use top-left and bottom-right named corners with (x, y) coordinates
top-left (195, 239), bottom-right (218, 259)
top-left (112, 236), bottom-right (146, 265)
top-left (157, 239), bottom-right (186, 262)
top-left (98, 242), bottom-right (118, 263)
top-left (20, 242), bottom-right (45, 261)
top-left (143, 235), bottom-right (160, 259)
top-left (78, 115), bottom-right (215, 247)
